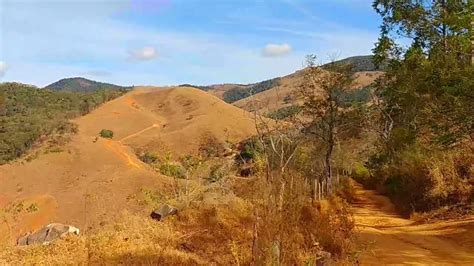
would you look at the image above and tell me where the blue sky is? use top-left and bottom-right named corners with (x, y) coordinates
top-left (0, 0), bottom-right (380, 87)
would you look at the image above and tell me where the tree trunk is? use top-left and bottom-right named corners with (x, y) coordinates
top-left (471, 9), bottom-right (474, 65)
top-left (325, 143), bottom-right (333, 194)
top-left (440, 0), bottom-right (448, 52)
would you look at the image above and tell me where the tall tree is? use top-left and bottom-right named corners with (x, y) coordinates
top-left (372, 0), bottom-right (474, 147)
top-left (299, 55), bottom-right (353, 193)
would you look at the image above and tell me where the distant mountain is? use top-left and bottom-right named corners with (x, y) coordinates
top-left (178, 84), bottom-right (214, 91)
top-left (211, 55), bottom-right (382, 104)
top-left (45, 77), bottom-right (131, 93)
top-left (221, 78), bottom-right (280, 103)
top-left (327, 55), bottom-right (385, 72)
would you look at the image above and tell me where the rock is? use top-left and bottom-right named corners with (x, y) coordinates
top-left (150, 204), bottom-right (178, 221)
top-left (223, 148), bottom-right (234, 157)
top-left (316, 250), bottom-right (332, 266)
top-left (240, 166), bottom-right (253, 177)
top-left (17, 223), bottom-right (80, 246)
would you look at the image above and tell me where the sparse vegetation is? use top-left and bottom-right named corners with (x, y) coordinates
top-left (159, 163), bottom-right (186, 179)
top-left (138, 152), bottom-right (158, 164)
top-left (99, 129), bottom-right (114, 139)
top-left (178, 84), bottom-right (214, 91)
top-left (223, 78), bottom-right (280, 103)
top-left (323, 55), bottom-right (386, 72)
top-left (198, 132), bottom-right (225, 158)
top-left (266, 105), bottom-right (302, 120)
top-left (0, 83), bottom-right (125, 164)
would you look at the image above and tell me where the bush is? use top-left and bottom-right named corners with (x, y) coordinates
top-left (208, 164), bottom-right (229, 183)
top-left (138, 152), bottom-right (158, 164)
top-left (351, 163), bottom-right (372, 187)
top-left (160, 163), bottom-right (186, 179)
top-left (99, 129), bottom-right (114, 139)
top-left (237, 138), bottom-right (262, 163)
top-left (366, 146), bottom-right (474, 214)
top-left (198, 133), bottom-right (224, 158)
top-left (266, 105), bottom-right (302, 120)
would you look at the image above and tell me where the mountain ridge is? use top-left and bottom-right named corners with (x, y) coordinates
top-left (45, 77), bottom-right (131, 93)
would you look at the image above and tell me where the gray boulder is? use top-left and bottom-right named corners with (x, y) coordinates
top-left (17, 223), bottom-right (80, 246)
top-left (150, 204), bottom-right (178, 221)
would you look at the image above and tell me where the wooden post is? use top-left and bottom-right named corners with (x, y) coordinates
top-left (471, 9), bottom-right (474, 65)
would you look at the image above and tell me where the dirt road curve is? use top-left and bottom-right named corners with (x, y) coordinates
top-left (352, 181), bottom-right (474, 265)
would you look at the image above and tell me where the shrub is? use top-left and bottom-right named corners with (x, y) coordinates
top-left (266, 105), bottom-right (302, 120)
top-left (198, 133), bottom-right (224, 158)
top-left (99, 129), bottom-right (114, 139)
top-left (351, 163), bottom-right (371, 186)
top-left (160, 163), bottom-right (186, 179)
top-left (237, 138), bottom-right (262, 163)
top-left (138, 152), bottom-right (158, 164)
top-left (208, 164), bottom-right (229, 183)
top-left (366, 146), bottom-right (474, 214)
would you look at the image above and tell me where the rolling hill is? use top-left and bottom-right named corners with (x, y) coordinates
top-left (202, 55), bottom-right (383, 105)
top-left (45, 77), bottom-right (131, 93)
top-left (325, 55), bottom-right (385, 72)
top-left (233, 69), bottom-right (383, 113)
top-left (0, 86), bottom-right (259, 242)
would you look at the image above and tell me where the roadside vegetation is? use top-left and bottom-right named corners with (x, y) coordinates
top-left (0, 82), bottom-right (126, 164)
top-left (353, 0), bottom-right (474, 216)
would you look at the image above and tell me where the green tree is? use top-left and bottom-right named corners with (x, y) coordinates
top-left (299, 55), bottom-right (354, 193)
top-left (372, 0), bottom-right (474, 148)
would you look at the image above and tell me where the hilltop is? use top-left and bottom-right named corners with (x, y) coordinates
top-left (234, 70), bottom-right (383, 113)
top-left (45, 77), bottom-right (131, 93)
top-left (200, 55), bottom-right (383, 106)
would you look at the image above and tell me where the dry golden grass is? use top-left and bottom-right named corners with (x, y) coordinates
top-left (0, 174), bottom-right (356, 265)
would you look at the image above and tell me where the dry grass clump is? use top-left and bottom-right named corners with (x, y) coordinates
top-left (0, 202), bottom-right (251, 265)
top-left (87, 213), bottom-right (203, 265)
top-left (0, 174), bottom-right (355, 265)
top-left (238, 171), bottom-right (356, 264)
top-left (0, 235), bottom-right (88, 265)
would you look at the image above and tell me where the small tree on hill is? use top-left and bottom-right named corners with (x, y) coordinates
top-left (99, 129), bottom-right (114, 139)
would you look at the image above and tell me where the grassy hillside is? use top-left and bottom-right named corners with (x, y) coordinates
top-left (0, 82), bottom-right (126, 164)
top-left (178, 84), bottom-right (214, 91)
top-left (326, 55), bottom-right (385, 72)
top-left (45, 77), bottom-right (131, 93)
top-left (218, 55), bottom-right (381, 104)
top-left (222, 78), bottom-right (280, 103)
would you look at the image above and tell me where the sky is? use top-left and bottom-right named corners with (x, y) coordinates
top-left (0, 0), bottom-right (381, 87)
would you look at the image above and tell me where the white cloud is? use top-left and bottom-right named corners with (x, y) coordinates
top-left (129, 47), bottom-right (158, 61)
top-left (0, 62), bottom-right (7, 77)
top-left (262, 43), bottom-right (292, 57)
